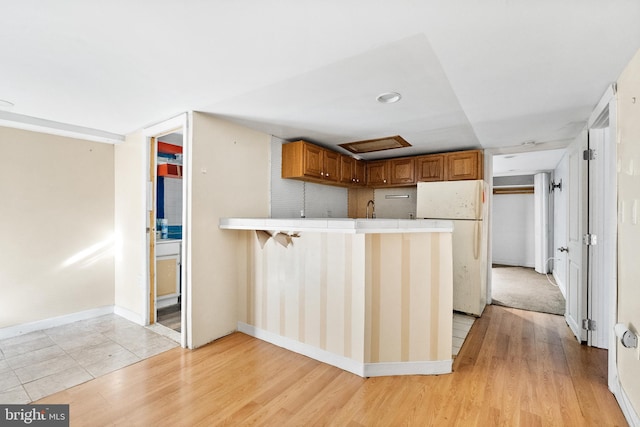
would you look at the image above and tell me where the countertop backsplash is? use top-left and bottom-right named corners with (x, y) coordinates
top-left (373, 187), bottom-right (417, 219)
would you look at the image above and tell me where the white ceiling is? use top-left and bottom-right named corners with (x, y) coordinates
top-left (493, 149), bottom-right (567, 177)
top-left (1, 1), bottom-right (639, 163)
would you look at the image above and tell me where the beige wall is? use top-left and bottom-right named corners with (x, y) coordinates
top-left (365, 233), bottom-right (453, 363)
top-left (240, 231), bottom-right (453, 365)
top-left (240, 231), bottom-right (367, 362)
top-left (616, 48), bottom-right (640, 414)
top-left (190, 112), bottom-right (271, 348)
top-left (0, 127), bottom-right (114, 328)
top-left (113, 130), bottom-right (147, 322)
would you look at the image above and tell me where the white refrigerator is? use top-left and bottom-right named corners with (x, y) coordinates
top-left (416, 180), bottom-right (487, 316)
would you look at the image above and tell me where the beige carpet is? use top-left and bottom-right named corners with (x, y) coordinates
top-left (491, 266), bottom-right (565, 315)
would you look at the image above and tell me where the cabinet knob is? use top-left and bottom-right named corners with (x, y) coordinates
top-left (326, 173), bottom-right (329, 177)
top-left (383, 179), bottom-right (387, 183)
top-left (321, 172), bottom-right (324, 176)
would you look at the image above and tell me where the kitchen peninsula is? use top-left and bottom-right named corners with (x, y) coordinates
top-left (220, 218), bottom-right (454, 377)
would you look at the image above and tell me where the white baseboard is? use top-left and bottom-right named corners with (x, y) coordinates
top-left (492, 260), bottom-right (535, 268)
top-left (552, 270), bottom-right (566, 298)
top-left (613, 378), bottom-right (640, 427)
top-left (114, 305), bottom-right (145, 325)
top-left (238, 322), bottom-right (365, 377)
top-left (238, 321), bottom-right (453, 378)
top-left (156, 295), bottom-right (179, 309)
top-left (0, 306), bottom-right (114, 340)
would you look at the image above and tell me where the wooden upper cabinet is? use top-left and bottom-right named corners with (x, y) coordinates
top-left (283, 140), bottom-right (482, 186)
top-left (339, 155), bottom-right (366, 186)
top-left (300, 142), bottom-right (324, 179)
top-left (366, 161), bottom-right (389, 186)
top-left (445, 150), bottom-right (483, 181)
top-left (389, 157), bottom-right (415, 185)
top-left (354, 160), bottom-right (366, 186)
top-left (339, 155), bottom-right (354, 185)
top-left (323, 150), bottom-right (339, 182)
top-left (282, 140), bottom-right (339, 183)
top-left (416, 154), bottom-right (445, 182)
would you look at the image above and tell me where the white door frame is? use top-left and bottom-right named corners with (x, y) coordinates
top-left (565, 131), bottom-right (589, 342)
top-left (143, 113), bottom-right (190, 349)
top-left (586, 85), bottom-right (618, 389)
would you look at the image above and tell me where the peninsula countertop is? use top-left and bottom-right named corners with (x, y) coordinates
top-left (219, 217), bottom-right (453, 234)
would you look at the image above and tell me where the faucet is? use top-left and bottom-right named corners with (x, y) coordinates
top-left (366, 199), bottom-right (376, 219)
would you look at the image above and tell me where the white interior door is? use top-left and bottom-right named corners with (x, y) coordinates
top-left (588, 126), bottom-right (613, 349)
top-left (565, 130), bottom-right (588, 342)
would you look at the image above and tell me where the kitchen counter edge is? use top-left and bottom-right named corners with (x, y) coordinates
top-left (219, 218), bottom-right (453, 234)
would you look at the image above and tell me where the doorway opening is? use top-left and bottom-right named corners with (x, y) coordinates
top-left (155, 132), bottom-right (184, 334)
top-left (490, 150), bottom-right (567, 315)
top-left (144, 114), bottom-right (189, 348)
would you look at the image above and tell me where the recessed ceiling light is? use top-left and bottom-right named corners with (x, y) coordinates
top-left (376, 92), bottom-right (402, 104)
top-left (0, 99), bottom-right (15, 110)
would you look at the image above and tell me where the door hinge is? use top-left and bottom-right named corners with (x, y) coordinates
top-left (583, 149), bottom-right (596, 160)
top-left (582, 319), bottom-right (597, 331)
top-left (583, 233), bottom-right (597, 246)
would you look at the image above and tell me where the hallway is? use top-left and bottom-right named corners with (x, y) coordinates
top-left (492, 265), bottom-right (566, 315)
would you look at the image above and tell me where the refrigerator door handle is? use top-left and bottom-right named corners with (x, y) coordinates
top-left (474, 220), bottom-right (481, 260)
top-left (475, 180), bottom-right (482, 220)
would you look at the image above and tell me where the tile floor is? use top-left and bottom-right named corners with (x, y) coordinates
top-left (452, 312), bottom-right (476, 357)
top-left (0, 314), bottom-right (179, 404)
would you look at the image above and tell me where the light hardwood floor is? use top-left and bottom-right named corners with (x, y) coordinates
top-left (37, 305), bottom-right (627, 426)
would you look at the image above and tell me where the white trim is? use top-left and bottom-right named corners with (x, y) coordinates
top-left (114, 305), bottom-right (145, 325)
top-left (364, 360), bottom-right (452, 377)
top-left (588, 84), bottom-right (615, 128)
top-left (0, 111), bottom-right (124, 144)
top-left (238, 322), bottom-right (453, 378)
top-left (0, 306), bottom-right (114, 340)
top-left (143, 114), bottom-right (187, 137)
top-left (613, 379), bottom-right (640, 427)
top-left (156, 295), bottom-right (179, 308)
top-left (607, 95), bottom-right (619, 392)
top-left (238, 322), bottom-right (365, 377)
top-left (552, 269), bottom-right (566, 298)
top-left (143, 112), bottom-right (190, 349)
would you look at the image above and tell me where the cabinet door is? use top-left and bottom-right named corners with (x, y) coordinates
top-left (366, 161), bottom-right (389, 186)
top-left (157, 255), bottom-right (179, 297)
top-left (339, 155), bottom-right (355, 184)
top-left (354, 160), bottom-right (366, 186)
top-left (323, 150), bottom-right (340, 182)
top-left (416, 154), bottom-right (445, 182)
top-left (446, 150), bottom-right (482, 181)
top-left (302, 143), bottom-right (324, 179)
top-left (389, 158), bottom-right (415, 185)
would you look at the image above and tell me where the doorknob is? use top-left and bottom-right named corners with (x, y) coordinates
top-left (558, 247), bottom-right (569, 253)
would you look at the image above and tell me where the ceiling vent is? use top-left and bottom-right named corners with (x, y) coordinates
top-left (339, 135), bottom-right (411, 154)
